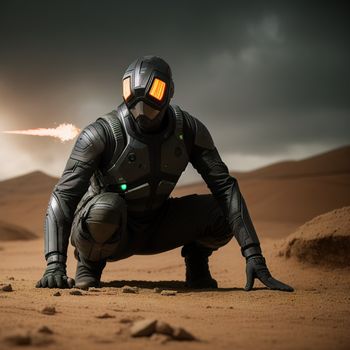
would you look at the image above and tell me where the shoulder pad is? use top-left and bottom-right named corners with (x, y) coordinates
top-left (70, 122), bottom-right (106, 163)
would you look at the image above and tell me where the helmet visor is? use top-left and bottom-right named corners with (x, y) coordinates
top-left (148, 78), bottom-right (166, 101)
top-left (122, 77), bottom-right (132, 101)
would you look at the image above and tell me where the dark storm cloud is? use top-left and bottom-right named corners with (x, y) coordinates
top-left (0, 1), bottom-right (349, 180)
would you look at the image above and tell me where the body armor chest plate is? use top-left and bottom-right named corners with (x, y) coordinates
top-left (97, 105), bottom-right (189, 213)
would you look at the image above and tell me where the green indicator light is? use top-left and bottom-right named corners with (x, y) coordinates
top-left (120, 184), bottom-right (127, 191)
top-left (179, 134), bottom-right (183, 140)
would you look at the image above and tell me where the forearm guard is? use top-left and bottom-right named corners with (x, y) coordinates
top-left (226, 179), bottom-right (262, 258)
top-left (44, 121), bottom-right (107, 264)
top-left (44, 192), bottom-right (71, 264)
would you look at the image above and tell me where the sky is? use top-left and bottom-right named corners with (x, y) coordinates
top-left (0, 1), bottom-right (349, 184)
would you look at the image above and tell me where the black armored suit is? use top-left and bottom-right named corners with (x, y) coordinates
top-left (38, 55), bottom-right (293, 292)
top-left (45, 102), bottom-right (261, 265)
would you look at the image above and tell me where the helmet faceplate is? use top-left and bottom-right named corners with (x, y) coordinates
top-left (122, 56), bottom-right (174, 131)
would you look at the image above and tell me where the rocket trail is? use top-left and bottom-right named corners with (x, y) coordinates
top-left (2, 123), bottom-right (81, 142)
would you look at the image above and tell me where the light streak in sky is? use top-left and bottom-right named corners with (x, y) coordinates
top-left (2, 123), bottom-right (81, 142)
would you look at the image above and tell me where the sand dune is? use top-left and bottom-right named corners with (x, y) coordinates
top-left (279, 206), bottom-right (350, 267)
top-left (0, 171), bottom-right (57, 236)
top-left (0, 220), bottom-right (36, 241)
top-left (173, 145), bottom-right (350, 235)
top-left (238, 145), bottom-right (350, 180)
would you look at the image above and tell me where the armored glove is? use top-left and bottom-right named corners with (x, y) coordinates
top-left (36, 262), bottom-right (75, 289)
top-left (244, 255), bottom-right (294, 292)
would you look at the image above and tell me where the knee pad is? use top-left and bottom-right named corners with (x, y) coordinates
top-left (82, 192), bottom-right (127, 244)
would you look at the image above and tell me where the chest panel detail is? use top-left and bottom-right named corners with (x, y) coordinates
top-left (102, 105), bottom-right (189, 211)
top-left (107, 138), bottom-right (150, 184)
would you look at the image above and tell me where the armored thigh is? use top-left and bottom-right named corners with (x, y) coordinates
top-left (71, 192), bottom-right (127, 261)
top-left (138, 193), bottom-right (234, 254)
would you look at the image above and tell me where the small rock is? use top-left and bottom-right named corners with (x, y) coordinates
top-left (130, 319), bottom-right (157, 337)
top-left (119, 318), bottom-right (133, 324)
top-left (88, 287), bottom-right (100, 292)
top-left (41, 306), bottom-right (56, 315)
top-left (153, 287), bottom-right (162, 293)
top-left (8, 277), bottom-right (15, 280)
top-left (69, 290), bottom-right (83, 296)
top-left (38, 326), bottom-right (54, 334)
top-left (172, 327), bottom-right (196, 341)
top-left (96, 313), bottom-right (115, 319)
top-left (150, 333), bottom-right (171, 344)
top-left (4, 333), bottom-right (31, 346)
top-left (160, 290), bottom-right (177, 296)
top-left (1, 284), bottom-right (13, 292)
top-left (53, 291), bottom-right (61, 297)
top-left (155, 320), bottom-right (173, 335)
top-left (121, 285), bottom-right (139, 294)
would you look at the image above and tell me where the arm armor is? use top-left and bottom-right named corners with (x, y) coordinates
top-left (44, 121), bottom-right (108, 264)
top-left (183, 112), bottom-right (261, 258)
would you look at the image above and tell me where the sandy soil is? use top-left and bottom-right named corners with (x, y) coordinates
top-left (1, 234), bottom-right (350, 350)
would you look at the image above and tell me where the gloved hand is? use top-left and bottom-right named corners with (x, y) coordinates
top-left (36, 262), bottom-right (75, 289)
top-left (244, 255), bottom-right (294, 292)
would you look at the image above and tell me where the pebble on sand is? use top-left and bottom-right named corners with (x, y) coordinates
top-left (96, 313), bottom-right (115, 319)
top-left (1, 284), bottom-right (13, 292)
top-left (160, 290), bottom-right (177, 296)
top-left (153, 287), bottom-right (162, 293)
top-left (41, 306), bottom-right (56, 315)
top-left (119, 318), bottom-right (133, 324)
top-left (130, 319), bottom-right (157, 337)
top-left (69, 290), bottom-right (83, 296)
top-left (38, 326), bottom-right (54, 334)
top-left (121, 285), bottom-right (139, 294)
top-left (53, 291), bottom-right (61, 297)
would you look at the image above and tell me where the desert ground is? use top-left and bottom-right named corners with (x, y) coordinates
top-left (1, 145), bottom-right (350, 349)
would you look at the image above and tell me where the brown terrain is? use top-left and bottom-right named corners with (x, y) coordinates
top-left (0, 145), bottom-right (349, 349)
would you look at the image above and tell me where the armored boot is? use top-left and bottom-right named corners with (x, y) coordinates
top-left (181, 243), bottom-right (218, 289)
top-left (74, 250), bottom-right (106, 290)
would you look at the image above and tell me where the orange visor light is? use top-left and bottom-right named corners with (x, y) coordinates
top-left (123, 77), bottom-right (132, 101)
top-left (149, 78), bottom-right (166, 101)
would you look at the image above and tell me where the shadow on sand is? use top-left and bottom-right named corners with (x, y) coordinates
top-left (101, 279), bottom-right (268, 293)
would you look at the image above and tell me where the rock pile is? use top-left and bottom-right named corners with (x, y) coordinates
top-left (129, 319), bottom-right (197, 342)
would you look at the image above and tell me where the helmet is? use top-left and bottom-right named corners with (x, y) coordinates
top-left (122, 55), bottom-right (174, 133)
